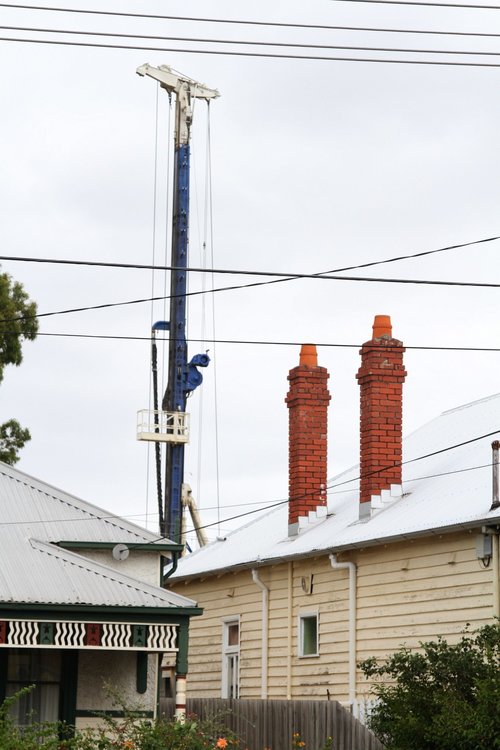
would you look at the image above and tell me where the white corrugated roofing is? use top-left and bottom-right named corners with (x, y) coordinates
top-left (0, 463), bottom-right (163, 545)
top-left (0, 534), bottom-right (195, 608)
top-left (0, 463), bottom-right (197, 610)
top-left (173, 393), bottom-right (500, 579)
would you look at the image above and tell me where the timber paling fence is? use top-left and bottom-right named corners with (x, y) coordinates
top-left (161, 698), bottom-right (384, 750)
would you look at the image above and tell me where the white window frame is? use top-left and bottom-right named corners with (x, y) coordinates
top-left (298, 611), bottom-right (319, 658)
top-left (221, 616), bottom-right (240, 698)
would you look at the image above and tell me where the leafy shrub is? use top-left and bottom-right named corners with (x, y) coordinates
top-left (359, 622), bottom-right (500, 750)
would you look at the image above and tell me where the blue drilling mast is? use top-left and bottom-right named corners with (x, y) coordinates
top-left (136, 64), bottom-right (219, 543)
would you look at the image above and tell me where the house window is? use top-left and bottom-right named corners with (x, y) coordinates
top-left (299, 613), bottom-right (318, 657)
top-left (221, 618), bottom-right (240, 698)
top-left (6, 649), bottom-right (61, 725)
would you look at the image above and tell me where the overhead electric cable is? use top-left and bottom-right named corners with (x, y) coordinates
top-left (4, 3), bottom-right (500, 25)
top-left (6, 35), bottom-right (500, 67)
top-left (7, 25), bottom-right (500, 58)
top-left (7, 6), bottom-right (500, 41)
top-left (3, 269), bottom-right (500, 325)
top-left (20, 331), bottom-right (500, 353)
top-left (0, 233), bottom-right (497, 277)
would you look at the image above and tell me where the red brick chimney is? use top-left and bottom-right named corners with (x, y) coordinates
top-left (285, 344), bottom-right (330, 536)
top-left (356, 316), bottom-right (407, 519)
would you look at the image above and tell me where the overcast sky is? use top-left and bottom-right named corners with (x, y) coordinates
top-left (1, 0), bottom-right (500, 544)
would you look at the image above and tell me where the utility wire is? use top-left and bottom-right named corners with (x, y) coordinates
top-left (6, 25), bottom-right (500, 58)
top-left (2, 234), bottom-right (497, 273)
top-left (7, 6), bottom-right (500, 42)
top-left (3, 269), bottom-right (500, 325)
top-left (0, 234), bottom-right (499, 324)
top-left (27, 331), bottom-right (500, 353)
top-left (6, 35), bottom-right (500, 67)
top-left (3, 3), bottom-right (500, 26)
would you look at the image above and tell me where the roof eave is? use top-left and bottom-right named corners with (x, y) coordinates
top-left (56, 541), bottom-right (183, 553)
top-left (170, 514), bottom-right (500, 582)
top-left (0, 602), bottom-right (203, 619)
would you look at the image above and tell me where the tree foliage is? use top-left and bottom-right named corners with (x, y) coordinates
top-left (0, 419), bottom-right (31, 465)
top-left (0, 271), bottom-right (38, 464)
top-left (360, 622), bottom-right (500, 750)
top-left (0, 271), bottom-right (38, 381)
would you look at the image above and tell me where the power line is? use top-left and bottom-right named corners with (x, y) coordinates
top-left (5, 34), bottom-right (500, 67)
top-left (12, 271), bottom-right (500, 323)
top-left (4, 3), bottom-right (500, 27)
top-left (29, 331), bottom-right (500, 353)
top-left (0, 234), bottom-right (499, 323)
top-left (6, 24), bottom-right (500, 58)
top-left (5, 4), bottom-right (500, 40)
top-left (0, 234), bottom-right (496, 275)
top-left (3, 266), bottom-right (500, 324)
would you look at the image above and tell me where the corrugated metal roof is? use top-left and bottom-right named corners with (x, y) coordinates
top-left (0, 463), bottom-right (164, 545)
top-left (173, 393), bottom-right (500, 579)
top-left (0, 463), bottom-right (197, 610)
top-left (0, 534), bottom-right (195, 608)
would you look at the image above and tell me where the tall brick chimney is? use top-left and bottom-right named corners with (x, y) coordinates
top-left (356, 316), bottom-right (407, 519)
top-left (285, 344), bottom-right (330, 536)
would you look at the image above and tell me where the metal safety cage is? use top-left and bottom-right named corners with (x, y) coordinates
top-left (136, 410), bottom-right (190, 444)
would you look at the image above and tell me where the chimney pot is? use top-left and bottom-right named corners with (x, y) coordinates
top-left (299, 344), bottom-right (318, 367)
top-left (372, 314), bottom-right (392, 339)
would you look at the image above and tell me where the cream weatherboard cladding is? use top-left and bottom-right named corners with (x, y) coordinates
top-left (171, 530), bottom-right (494, 704)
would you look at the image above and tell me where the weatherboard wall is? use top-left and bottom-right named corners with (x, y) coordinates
top-left (171, 529), bottom-right (494, 702)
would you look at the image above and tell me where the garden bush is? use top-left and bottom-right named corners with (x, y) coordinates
top-left (359, 622), bottom-right (500, 750)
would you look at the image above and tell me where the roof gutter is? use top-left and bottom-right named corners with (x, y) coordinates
top-left (170, 515), bottom-right (500, 582)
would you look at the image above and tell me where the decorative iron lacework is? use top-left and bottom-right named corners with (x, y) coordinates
top-left (0, 620), bottom-right (178, 652)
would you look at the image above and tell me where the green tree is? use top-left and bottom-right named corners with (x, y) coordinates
top-left (359, 622), bottom-right (500, 750)
top-left (0, 270), bottom-right (38, 464)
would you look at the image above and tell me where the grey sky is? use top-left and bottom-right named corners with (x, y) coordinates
top-left (1, 0), bottom-right (500, 543)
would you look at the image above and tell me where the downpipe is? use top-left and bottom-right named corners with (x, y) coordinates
top-left (329, 554), bottom-right (357, 711)
top-left (251, 569), bottom-right (269, 699)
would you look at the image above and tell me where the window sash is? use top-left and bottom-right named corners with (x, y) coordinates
top-left (299, 614), bottom-right (318, 657)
